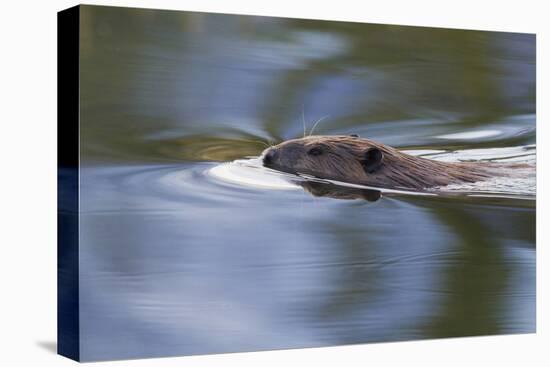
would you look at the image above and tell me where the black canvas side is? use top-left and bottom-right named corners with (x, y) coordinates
top-left (57, 5), bottom-right (80, 362)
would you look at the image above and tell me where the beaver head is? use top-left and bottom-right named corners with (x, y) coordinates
top-left (262, 135), bottom-right (493, 190)
top-left (262, 135), bottom-right (384, 182)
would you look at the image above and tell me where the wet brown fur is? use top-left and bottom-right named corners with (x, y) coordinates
top-left (263, 135), bottom-right (499, 190)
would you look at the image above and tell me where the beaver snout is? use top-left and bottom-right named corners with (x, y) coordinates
top-left (262, 148), bottom-right (278, 166)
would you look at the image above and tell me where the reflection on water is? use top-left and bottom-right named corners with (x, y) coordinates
top-left (76, 5), bottom-right (535, 361)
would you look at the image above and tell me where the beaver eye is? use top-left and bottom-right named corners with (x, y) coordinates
top-left (308, 146), bottom-right (324, 156)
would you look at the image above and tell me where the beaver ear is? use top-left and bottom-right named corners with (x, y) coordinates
top-left (362, 148), bottom-right (383, 173)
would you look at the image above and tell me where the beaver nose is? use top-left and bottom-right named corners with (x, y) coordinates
top-left (263, 148), bottom-right (278, 166)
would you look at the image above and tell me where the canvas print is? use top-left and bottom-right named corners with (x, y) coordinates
top-left (58, 5), bottom-right (536, 362)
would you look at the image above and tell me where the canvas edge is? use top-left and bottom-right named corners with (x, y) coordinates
top-left (57, 4), bottom-right (81, 362)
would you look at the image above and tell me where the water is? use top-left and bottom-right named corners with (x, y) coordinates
top-left (76, 5), bottom-right (535, 361)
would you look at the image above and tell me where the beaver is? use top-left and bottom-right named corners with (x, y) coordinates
top-left (262, 135), bottom-right (502, 190)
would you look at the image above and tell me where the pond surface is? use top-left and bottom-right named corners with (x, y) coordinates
top-left (76, 5), bottom-right (535, 361)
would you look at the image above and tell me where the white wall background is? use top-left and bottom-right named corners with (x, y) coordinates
top-left (0, 0), bottom-right (546, 366)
